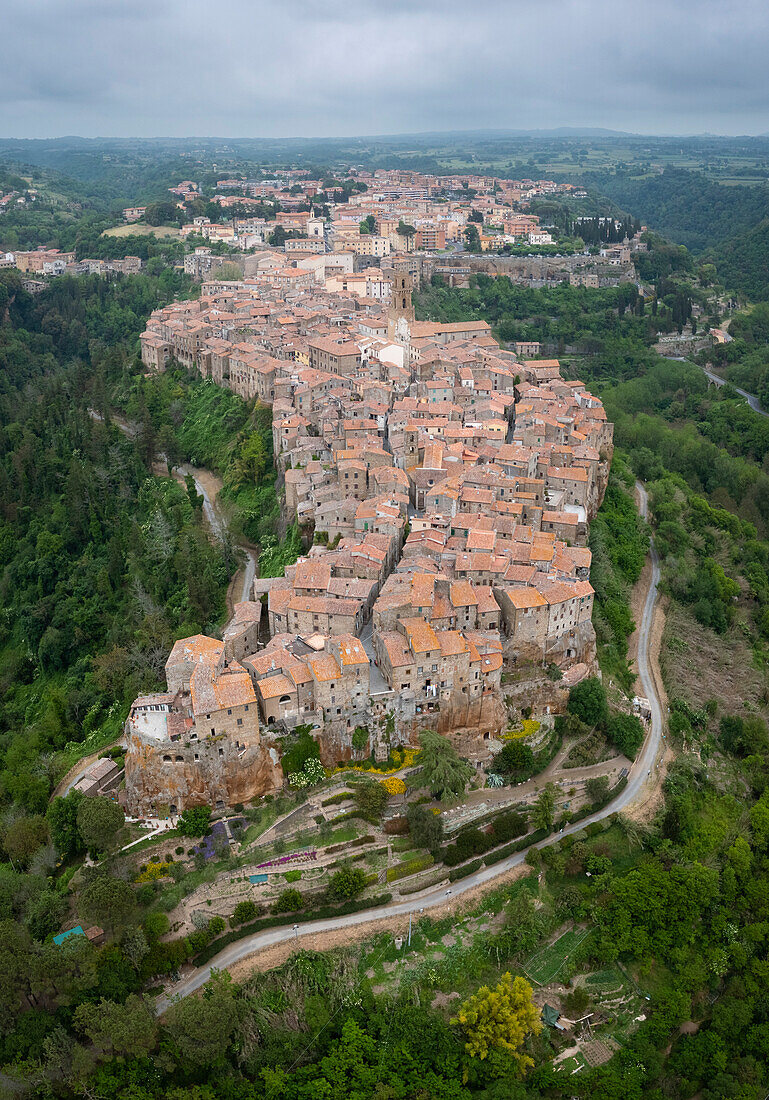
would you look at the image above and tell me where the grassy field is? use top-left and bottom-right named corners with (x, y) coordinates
top-left (103, 223), bottom-right (180, 238)
top-left (523, 927), bottom-right (592, 986)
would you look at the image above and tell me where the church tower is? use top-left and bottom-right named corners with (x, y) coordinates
top-left (388, 269), bottom-right (415, 341)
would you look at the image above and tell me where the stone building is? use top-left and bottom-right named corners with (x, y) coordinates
top-left (124, 634), bottom-right (281, 816)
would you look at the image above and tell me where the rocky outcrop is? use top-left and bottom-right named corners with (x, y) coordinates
top-left (124, 731), bottom-right (282, 816)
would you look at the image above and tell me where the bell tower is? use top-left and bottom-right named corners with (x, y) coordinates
top-left (388, 269), bottom-right (415, 340)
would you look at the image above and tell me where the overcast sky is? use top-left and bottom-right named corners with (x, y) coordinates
top-left (1, 0), bottom-right (768, 139)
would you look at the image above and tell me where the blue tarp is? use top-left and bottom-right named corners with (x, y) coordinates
top-left (53, 925), bottom-right (85, 946)
top-left (249, 874), bottom-right (268, 885)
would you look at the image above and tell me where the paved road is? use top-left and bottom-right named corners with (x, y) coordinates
top-left (700, 365), bottom-right (769, 418)
top-left (667, 357), bottom-right (769, 419)
top-left (156, 489), bottom-right (664, 1012)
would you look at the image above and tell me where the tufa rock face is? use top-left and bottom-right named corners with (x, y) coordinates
top-left (124, 730), bottom-right (282, 816)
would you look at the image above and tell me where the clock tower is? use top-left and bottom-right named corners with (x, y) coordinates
top-left (388, 269), bottom-right (415, 341)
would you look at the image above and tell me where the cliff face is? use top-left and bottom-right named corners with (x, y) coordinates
top-left (124, 732), bottom-right (282, 816)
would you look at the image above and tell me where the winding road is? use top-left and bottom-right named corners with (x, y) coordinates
top-left (700, 365), bottom-right (769, 418)
top-left (155, 484), bottom-right (665, 1012)
top-left (665, 356), bottom-right (769, 419)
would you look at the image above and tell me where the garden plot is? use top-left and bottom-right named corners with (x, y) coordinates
top-left (523, 927), bottom-right (592, 986)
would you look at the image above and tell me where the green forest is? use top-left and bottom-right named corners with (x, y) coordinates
top-left (0, 268), bottom-right (246, 816)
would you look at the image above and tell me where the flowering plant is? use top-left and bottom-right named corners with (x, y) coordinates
top-left (380, 776), bottom-right (406, 795)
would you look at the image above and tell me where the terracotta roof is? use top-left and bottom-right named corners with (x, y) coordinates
top-left (401, 617), bottom-right (440, 653)
top-left (257, 674), bottom-right (296, 701)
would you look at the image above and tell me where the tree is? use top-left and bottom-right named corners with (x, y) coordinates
top-left (3, 815), bottom-right (49, 867)
top-left (494, 740), bottom-right (534, 777)
top-left (178, 806), bottom-right (212, 837)
top-left (406, 802), bottom-right (444, 850)
top-left (79, 873), bottom-right (134, 932)
top-left (214, 261), bottom-right (242, 281)
top-left (354, 779), bottom-right (388, 818)
top-left (464, 224), bottom-right (482, 252)
top-left (328, 865), bottom-right (366, 901)
top-left (567, 677), bottom-right (608, 730)
top-left (47, 791), bottom-right (86, 860)
top-left (274, 888), bottom-right (304, 913)
top-left (163, 972), bottom-right (237, 1067)
top-left (562, 985), bottom-right (590, 1018)
top-left (76, 797), bottom-right (125, 854)
top-left (73, 995), bottom-right (157, 1058)
top-left (409, 730), bottom-right (474, 802)
top-left (586, 775), bottom-right (610, 804)
top-left (451, 972), bottom-right (542, 1067)
top-left (268, 225), bottom-right (288, 247)
top-left (121, 926), bottom-right (149, 970)
top-left (608, 712), bottom-right (645, 758)
top-left (359, 214), bottom-right (376, 235)
top-left (144, 202), bottom-right (177, 226)
top-left (26, 890), bottom-right (68, 941)
top-left (532, 783), bottom-right (556, 831)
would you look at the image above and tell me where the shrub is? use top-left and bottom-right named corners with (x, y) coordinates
top-left (328, 865), bottom-right (367, 900)
top-left (274, 888), bottom-right (304, 913)
top-left (231, 900), bottom-right (257, 926)
top-left (386, 854), bottom-right (435, 883)
top-left (175, 846), bottom-right (184, 856)
top-left (284, 869), bottom-right (302, 883)
top-left (380, 776), bottom-right (406, 796)
top-left (491, 811), bottom-right (528, 843)
top-left (322, 791), bottom-right (354, 807)
top-left (178, 806), bottom-right (212, 838)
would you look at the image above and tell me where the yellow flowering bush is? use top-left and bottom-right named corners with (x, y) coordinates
top-left (503, 719), bottom-right (541, 741)
top-left (135, 860), bottom-right (171, 883)
top-left (329, 746), bottom-right (418, 776)
top-left (379, 776), bottom-right (406, 796)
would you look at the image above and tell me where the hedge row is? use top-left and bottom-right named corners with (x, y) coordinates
top-left (482, 826), bottom-right (552, 865)
top-left (321, 791), bottom-right (354, 807)
top-left (323, 833), bottom-right (375, 854)
top-left (449, 858), bottom-right (482, 882)
top-left (386, 854), bottom-right (434, 883)
top-left (192, 892), bottom-right (393, 965)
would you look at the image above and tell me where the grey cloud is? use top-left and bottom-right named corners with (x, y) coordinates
top-left (1, 0), bottom-right (769, 137)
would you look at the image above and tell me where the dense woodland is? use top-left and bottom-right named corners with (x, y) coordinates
top-left (0, 269), bottom-right (241, 818)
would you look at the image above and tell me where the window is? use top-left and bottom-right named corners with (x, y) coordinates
top-left (227, 708), bottom-right (232, 715)
top-left (245, 704), bottom-right (249, 711)
top-left (237, 717), bottom-right (243, 726)
top-left (218, 747), bottom-right (224, 756)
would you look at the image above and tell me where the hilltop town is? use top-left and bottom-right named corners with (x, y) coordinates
top-left (127, 256), bottom-right (612, 817)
